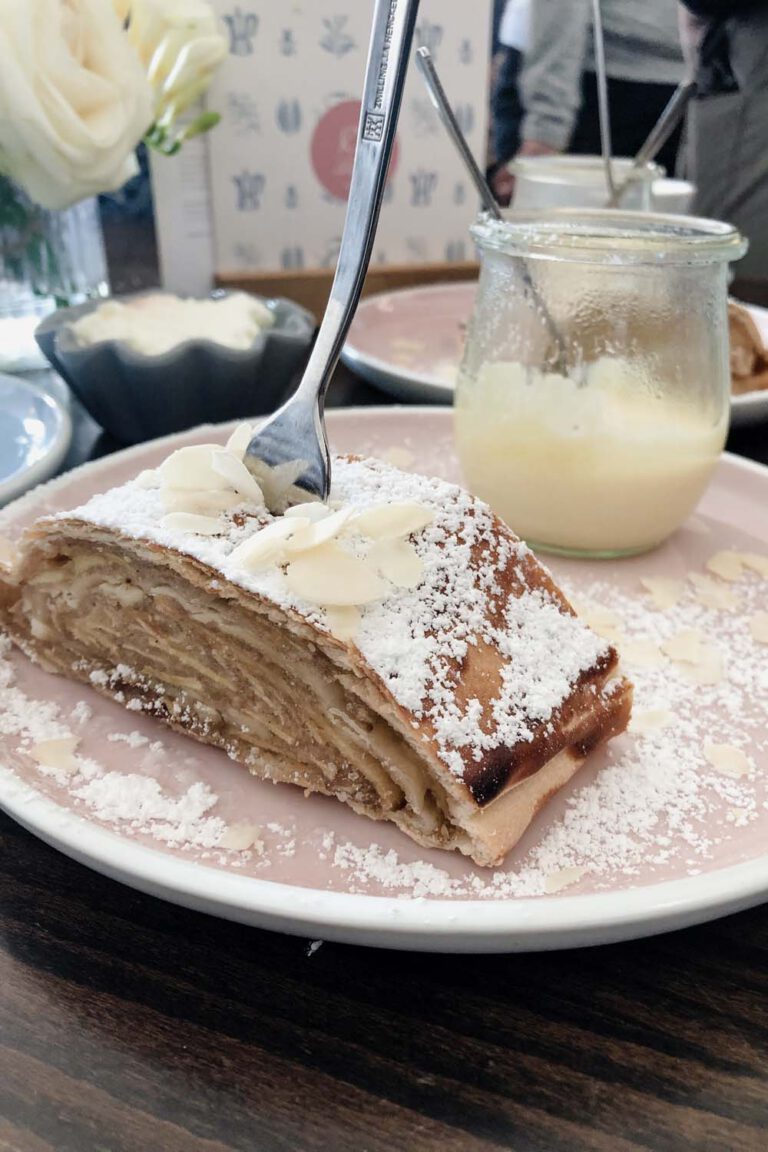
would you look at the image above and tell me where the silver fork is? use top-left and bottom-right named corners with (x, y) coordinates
top-left (245, 0), bottom-right (421, 508)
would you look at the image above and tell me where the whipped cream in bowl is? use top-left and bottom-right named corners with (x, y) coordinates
top-left (34, 290), bottom-right (316, 445)
top-left (68, 291), bottom-right (276, 358)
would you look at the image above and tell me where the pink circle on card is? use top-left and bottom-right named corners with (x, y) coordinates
top-left (311, 99), bottom-right (399, 200)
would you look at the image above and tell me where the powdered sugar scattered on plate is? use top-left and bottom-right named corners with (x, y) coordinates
top-left (0, 522), bottom-right (766, 901)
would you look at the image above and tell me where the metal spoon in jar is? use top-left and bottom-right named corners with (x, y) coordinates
top-left (605, 80), bottom-right (697, 208)
top-left (414, 46), bottom-right (570, 375)
top-left (244, 0), bottom-right (420, 508)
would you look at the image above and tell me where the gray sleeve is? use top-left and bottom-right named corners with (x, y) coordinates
top-left (519, 0), bottom-right (591, 150)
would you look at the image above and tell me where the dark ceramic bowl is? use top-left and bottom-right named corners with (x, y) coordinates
top-left (35, 290), bottom-right (316, 445)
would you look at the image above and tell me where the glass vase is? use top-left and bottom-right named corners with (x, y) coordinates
top-left (0, 176), bottom-right (109, 372)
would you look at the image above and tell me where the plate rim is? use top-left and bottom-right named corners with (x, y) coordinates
top-left (0, 373), bottom-right (72, 505)
top-left (342, 281), bottom-right (477, 401)
top-left (343, 284), bottom-right (768, 421)
top-left (1, 407), bottom-right (767, 952)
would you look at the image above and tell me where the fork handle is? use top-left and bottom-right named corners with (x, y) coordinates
top-left (294, 0), bottom-right (421, 407)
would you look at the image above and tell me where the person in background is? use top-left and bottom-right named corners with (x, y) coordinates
top-left (491, 0), bottom-right (685, 203)
top-left (487, 0), bottom-right (530, 203)
top-left (679, 1), bottom-right (768, 294)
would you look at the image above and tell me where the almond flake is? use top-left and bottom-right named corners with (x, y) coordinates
top-left (544, 867), bottom-right (586, 894)
top-left (161, 512), bottom-right (222, 536)
top-left (284, 502), bottom-right (332, 522)
top-left (679, 652), bottom-right (723, 685)
top-left (748, 611), bottom-right (768, 644)
top-left (324, 605), bottom-right (362, 640)
top-left (661, 629), bottom-right (706, 663)
top-left (285, 508), bottom-right (354, 553)
top-left (228, 517), bottom-right (310, 569)
top-left (737, 552), bottom-right (768, 578)
top-left (158, 445), bottom-right (224, 491)
top-left (630, 709), bottom-right (675, 734)
top-left (30, 736), bottom-right (80, 771)
top-left (703, 741), bottom-right (752, 779)
top-left (135, 469), bottom-right (158, 488)
top-left (705, 551), bottom-right (745, 582)
top-left (640, 577), bottom-right (685, 611)
top-left (247, 458), bottom-right (306, 513)
top-left (579, 605), bottom-right (622, 630)
top-left (381, 447), bottom-right (415, 470)
top-left (368, 538), bottom-right (424, 589)
top-left (349, 502), bottom-right (434, 541)
top-left (225, 422), bottom-right (255, 458)
top-left (688, 573), bottom-right (739, 611)
top-left (219, 822), bottom-right (263, 851)
top-left (211, 449), bottom-right (264, 503)
top-left (621, 639), bottom-right (665, 667)
top-left (285, 543), bottom-right (388, 606)
top-left (578, 605), bottom-right (623, 643)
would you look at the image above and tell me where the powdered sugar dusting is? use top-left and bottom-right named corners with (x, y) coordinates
top-left (58, 453), bottom-right (610, 781)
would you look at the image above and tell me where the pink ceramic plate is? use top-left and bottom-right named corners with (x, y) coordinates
top-left (1, 408), bottom-right (767, 952)
top-left (342, 284), bottom-right (768, 425)
top-left (341, 282), bottom-right (476, 402)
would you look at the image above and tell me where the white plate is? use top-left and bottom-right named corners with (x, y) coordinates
top-left (1, 408), bottom-right (767, 952)
top-left (342, 284), bottom-right (768, 424)
top-left (0, 373), bottom-right (72, 506)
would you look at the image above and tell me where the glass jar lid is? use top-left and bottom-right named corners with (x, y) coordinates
top-left (471, 208), bottom-right (748, 266)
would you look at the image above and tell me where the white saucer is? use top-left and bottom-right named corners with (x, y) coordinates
top-left (0, 373), bottom-right (72, 506)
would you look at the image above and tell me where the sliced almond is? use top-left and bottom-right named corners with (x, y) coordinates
top-left (544, 867), bottom-right (585, 894)
top-left (579, 605), bottom-right (622, 630)
top-left (621, 639), bottom-right (665, 667)
top-left (368, 538), bottom-right (424, 589)
top-left (228, 517), bottom-right (310, 569)
top-left (350, 502), bottom-right (434, 541)
top-left (158, 444), bottom-right (224, 491)
top-left (661, 629), bottom-right (706, 663)
top-left (705, 551), bottom-right (745, 582)
top-left (248, 457), bottom-right (306, 512)
top-left (688, 573), bottom-right (739, 611)
top-left (381, 447), bottom-right (415, 470)
top-left (211, 449), bottom-right (264, 503)
top-left (30, 736), bottom-right (80, 771)
top-left (161, 512), bottom-right (223, 536)
top-left (640, 577), bottom-right (685, 611)
top-left (679, 652), bottom-right (723, 685)
top-left (284, 502), bottom-right (332, 523)
top-left (630, 709), bottom-right (675, 735)
top-left (219, 822), bottom-right (263, 851)
top-left (225, 422), bottom-right (254, 458)
top-left (703, 741), bottom-right (752, 779)
top-left (134, 468), bottom-right (158, 489)
top-left (285, 543), bottom-right (389, 606)
top-left (324, 605), bottom-right (362, 640)
top-left (737, 552), bottom-right (768, 578)
top-left (748, 611), bottom-right (768, 644)
top-left (284, 508), bottom-right (355, 553)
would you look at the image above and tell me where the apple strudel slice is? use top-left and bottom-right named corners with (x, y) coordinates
top-left (0, 433), bottom-right (632, 867)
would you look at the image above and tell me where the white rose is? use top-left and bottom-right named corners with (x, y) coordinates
top-left (0, 0), bottom-right (154, 211)
top-left (125, 0), bottom-right (227, 125)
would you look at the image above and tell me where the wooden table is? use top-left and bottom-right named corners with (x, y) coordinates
top-left (2, 377), bottom-right (767, 1152)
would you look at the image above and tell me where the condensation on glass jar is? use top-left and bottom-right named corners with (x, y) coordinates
top-left (454, 209), bottom-right (747, 558)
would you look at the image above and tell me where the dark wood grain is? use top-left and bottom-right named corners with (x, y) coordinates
top-left (1, 810), bottom-right (767, 1152)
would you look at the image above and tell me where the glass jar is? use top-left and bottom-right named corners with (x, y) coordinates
top-left (454, 209), bottom-right (747, 558)
top-left (509, 156), bottom-right (663, 211)
top-left (0, 176), bottom-right (109, 372)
